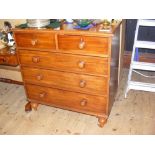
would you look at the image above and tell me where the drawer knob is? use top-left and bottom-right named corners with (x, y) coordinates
top-left (79, 80), bottom-right (86, 88)
top-left (79, 38), bottom-right (85, 49)
top-left (32, 56), bottom-right (40, 63)
top-left (31, 39), bottom-right (38, 46)
top-left (78, 61), bottom-right (85, 69)
top-left (36, 74), bottom-right (43, 80)
top-left (39, 92), bottom-right (46, 98)
top-left (80, 99), bottom-right (87, 106)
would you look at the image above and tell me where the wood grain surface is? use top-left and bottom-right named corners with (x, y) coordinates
top-left (0, 69), bottom-right (155, 134)
top-left (13, 23), bottom-right (121, 127)
top-left (18, 50), bottom-right (109, 76)
top-left (22, 67), bottom-right (108, 96)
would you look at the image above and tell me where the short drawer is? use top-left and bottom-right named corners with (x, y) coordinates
top-left (18, 50), bottom-right (108, 76)
top-left (14, 32), bottom-right (56, 50)
top-left (26, 84), bottom-right (107, 114)
top-left (58, 34), bottom-right (109, 56)
top-left (22, 67), bottom-right (108, 96)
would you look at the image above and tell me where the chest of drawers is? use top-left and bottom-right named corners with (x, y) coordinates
top-left (13, 24), bottom-right (121, 127)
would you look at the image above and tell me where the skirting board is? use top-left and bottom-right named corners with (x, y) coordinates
top-left (0, 78), bottom-right (23, 85)
top-left (123, 52), bottom-right (155, 68)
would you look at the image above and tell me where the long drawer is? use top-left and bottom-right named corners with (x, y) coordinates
top-left (14, 32), bottom-right (56, 50)
top-left (26, 84), bottom-right (107, 114)
top-left (18, 50), bottom-right (109, 76)
top-left (22, 67), bottom-right (108, 96)
top-left (58, 34), bottom-right (110, 56)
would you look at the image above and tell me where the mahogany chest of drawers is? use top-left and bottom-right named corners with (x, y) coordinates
top-left (13, 23), bottom-right (121, 127)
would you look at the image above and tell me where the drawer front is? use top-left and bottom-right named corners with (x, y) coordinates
top-left (26, 84), bottom-right (107, 114)
top-left (0, 55), bottom-right (18, 66)
top-left (18, 50), bottom-right (108, 76)
top-left (22, 67), bottom-right (108, 96)
top-left (14, 32), bottom-right (56, 50)
top-left (58, 35), bottom-right (109, 56)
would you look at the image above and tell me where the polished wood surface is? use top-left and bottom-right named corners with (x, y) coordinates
top-left (26, 84), bottom-right (107, 115)
top-left (18, 50), bottom-right (109, 76)
top-left (0, 47), bottom-right (18, 66)
top-left (14, 32), bottom-right (56, 50)
top-left (1, 69), bottom-right (155, 134)
top-left (25, 102), bottom-right (32, 112)
top-left (98, 117), bottom-right (107, 127)
top-left (13, 22), bottom-right (121, 127)
top-left (25, 101), bottom-right (39, 112)
top-left (13, 22), bottom-right (121, 37)
top-left (0, 54), bottom-right (18, 66)
top-left (22, 67), bottom-right (108, 96)
top-left (58, 34), bottom-right (109, 56)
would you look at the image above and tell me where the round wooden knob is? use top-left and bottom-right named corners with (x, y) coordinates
top-left (36, 74), bottom-right (43, 80)
top-left (78, 61), bottom-right (85, 69)
top-left (32, 56), bottom-right (40, 63)
top-left (39, 92), bottom-right (46, 98)
top-left (31, 39), bottom-right (38, 46)
top-left (79, 40), bottom-right (85, 49)
top-left (79, 80), bottom-right (86, 88)
top-left (80, 99), bottom-right (87, 106)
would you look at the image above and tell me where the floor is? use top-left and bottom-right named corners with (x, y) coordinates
top-left (0, 69), bottom-right (155, 135)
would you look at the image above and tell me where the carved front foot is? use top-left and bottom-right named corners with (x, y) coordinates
top-left (98, 117), bottom-right (107, 128)
top-left (25, 102), bottom-right (32, 112)
top-left (31, 102), bottom-right (39, 111)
